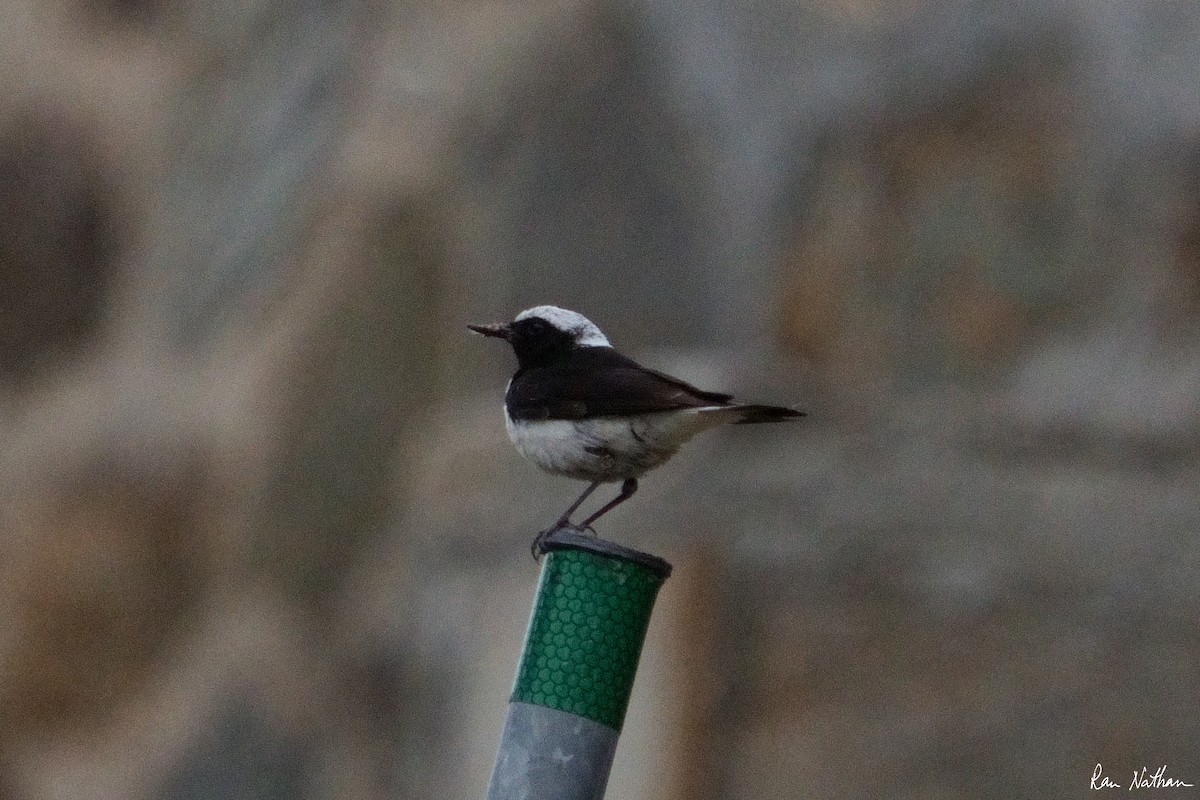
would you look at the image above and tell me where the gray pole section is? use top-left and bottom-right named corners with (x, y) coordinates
top-left (484, 528), bottom-right (672, 800)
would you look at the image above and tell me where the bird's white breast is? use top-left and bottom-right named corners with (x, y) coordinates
top-left (503, 405), bottom-right (734, 483)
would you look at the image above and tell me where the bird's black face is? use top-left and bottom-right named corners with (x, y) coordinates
top-left (470, 316), bottom-right (578, 369)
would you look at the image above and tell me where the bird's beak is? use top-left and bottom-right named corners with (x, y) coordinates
top-left (467, 322), bottom-right (512, 340)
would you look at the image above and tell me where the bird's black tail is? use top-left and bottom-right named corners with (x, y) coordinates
top-left (731, 404), bottom-right (806, 424)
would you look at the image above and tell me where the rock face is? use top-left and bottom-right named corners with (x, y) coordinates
top-left (1, 1), bottom-right (1197, 798)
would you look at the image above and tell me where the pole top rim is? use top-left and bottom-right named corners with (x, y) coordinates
top-left (540, 528), bottom-right (673, 579)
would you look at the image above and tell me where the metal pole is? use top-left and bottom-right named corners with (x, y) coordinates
top-left (484, 528), bottom-right (673, 800)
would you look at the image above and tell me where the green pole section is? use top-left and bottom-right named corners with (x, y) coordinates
top-left (484, 528), bottom-right (672, 800)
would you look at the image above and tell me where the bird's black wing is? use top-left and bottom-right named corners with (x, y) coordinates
top-left (506, 347), bottom-right (733, 421)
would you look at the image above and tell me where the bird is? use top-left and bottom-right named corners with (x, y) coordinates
top-left (469, 305), bottom-right (804, 557)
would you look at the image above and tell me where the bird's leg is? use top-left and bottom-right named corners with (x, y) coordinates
top-left (553, 481), bottom-right (600, 529)
top-left (578, 478), bottom-right (638, 528)
top-left (533, 482), bottom-right (602, 561)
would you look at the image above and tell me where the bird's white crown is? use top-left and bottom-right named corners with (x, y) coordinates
top-left (515, 305), bottom-right (610, 347)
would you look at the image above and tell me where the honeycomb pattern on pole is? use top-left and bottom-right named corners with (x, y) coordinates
top-left (510, 546), bottom-right (666, 730)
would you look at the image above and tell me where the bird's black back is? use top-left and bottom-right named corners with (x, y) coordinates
top-left (506, 346), bottom-right (734, 422)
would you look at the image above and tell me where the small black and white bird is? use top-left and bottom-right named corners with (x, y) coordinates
top-left (469, 305), bottom-right (804, 556)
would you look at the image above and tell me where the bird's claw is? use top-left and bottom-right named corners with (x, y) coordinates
top-left (531, 528), bottom-right (552, 561)
top-left (558, 521), bottom-right (597, 537)
top-left (530, 521), bottom-right (599, 561)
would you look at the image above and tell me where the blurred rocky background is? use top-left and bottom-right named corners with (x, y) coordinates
top-left (2, 0), bottom-right (1198, 798)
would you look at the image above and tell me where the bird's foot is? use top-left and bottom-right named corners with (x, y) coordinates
top-left (530, 521), bottom-right (598, 561)
top-left (531, 527), bottom-right (552, 561)
top-left (557, 520), bottom-right (597, 536)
